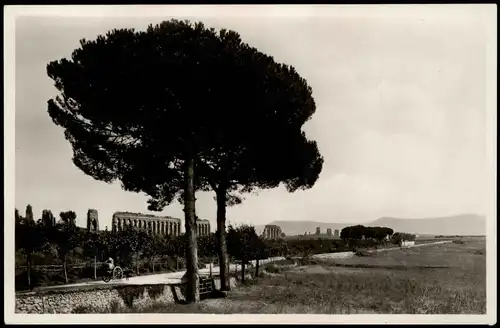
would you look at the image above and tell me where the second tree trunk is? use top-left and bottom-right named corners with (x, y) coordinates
top-left (216, 189), bottom-right (230, 291)
top-left (183, 156), bottom-right (200, 303)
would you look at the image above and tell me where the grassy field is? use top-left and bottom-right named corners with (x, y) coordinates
top-left (88, 237), bottom-right (486, 314)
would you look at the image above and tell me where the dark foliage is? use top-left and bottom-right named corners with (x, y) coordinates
top-left (341, 225), bottom-right (394, 244)
top-left (46, 19), bottom-right (324, 298)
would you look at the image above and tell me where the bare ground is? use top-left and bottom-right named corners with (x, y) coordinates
top-left (107, 237), bottom-right (486, 314)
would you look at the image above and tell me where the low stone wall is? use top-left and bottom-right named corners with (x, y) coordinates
top-left (312, 251), bottom-right (355, 260)
top-left (369, 240), bottom-right (453, 253)
top-left (16, 276), bottom-right (237, 314)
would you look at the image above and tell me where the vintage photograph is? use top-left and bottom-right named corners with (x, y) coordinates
top-left (4, 4), bottom-right (496, 324)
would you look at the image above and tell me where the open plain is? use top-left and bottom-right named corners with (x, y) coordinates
top-left (103, 237), bottom-right (486, 314)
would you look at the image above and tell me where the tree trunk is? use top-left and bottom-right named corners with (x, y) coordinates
top-left (63, 256), bottom-right (68, 284)
top-left (183, 155), bottom-right (200, 303)
top-left (63, 255), bottom-right (68, 284)
top-left (27, 253), bottom-right (32, 291)
top-left (94, 255), bottom-right (97, 280)
top-left (255, 256), bottom-right (260, 277)
top-left (241, 262), bottom-right (245, 284)
top-left (216, 188), bottom-right (230, 291)
top-left (136, 251), bottom-right (140, 275)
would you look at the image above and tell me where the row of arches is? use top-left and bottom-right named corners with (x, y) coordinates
top-left (197, 222), bottom-right (211, 237)
top-left (263, 226), bottom-right (282, 240)
top-left (113, 217), bottom-right (181, 236)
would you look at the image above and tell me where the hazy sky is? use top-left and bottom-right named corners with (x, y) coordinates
top-left (13, 6), bottom-right (494, 231)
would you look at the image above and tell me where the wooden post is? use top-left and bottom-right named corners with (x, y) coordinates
top-left (94, 256), bottom-right (97, 280)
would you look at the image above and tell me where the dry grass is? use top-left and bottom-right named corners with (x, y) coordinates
top-left (98, 238), bottom-right (487, 314)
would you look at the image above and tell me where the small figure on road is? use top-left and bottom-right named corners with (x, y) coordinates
top-left (105, 257), bottom-right (115, 273)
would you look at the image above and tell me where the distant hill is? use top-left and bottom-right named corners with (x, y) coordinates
top-left (369, 214), bottom-right (486, 236)
top-left (256, 214), bottom-right (486, 237)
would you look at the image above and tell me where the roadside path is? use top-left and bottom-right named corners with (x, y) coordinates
top-left (34, 256), bottom-right (285, 292)
top-left (32, 242), bottom-right (450, 292)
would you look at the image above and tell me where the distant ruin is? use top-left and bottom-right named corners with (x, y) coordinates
top-left (196, 217), bottom-right (211, 237)
top-left (112, 212), bottom-right (182, 236)
top-left (86, 209), bottom-right (99, 232)
top-left (84, 210), bottom-right (211, 236)
top-left (262, 224), bottom-right (283, 240)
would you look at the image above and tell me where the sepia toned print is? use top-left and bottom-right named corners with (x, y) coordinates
top-left (5, 4), bottom-right (496, 324)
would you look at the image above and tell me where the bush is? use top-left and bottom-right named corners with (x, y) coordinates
top-left (297, 257), bottom-right (319, 266)
top-left (392, 232), bottom-right (416, 244)
top-left (355, 250), bottom-right (373, 257)
top-left (265, 265), bottom-right (282, 274)
top-left (72, 304), bottom-right (103, 313)
top-left (280, 239), bottom-right (348, 257)
top-left (453, 240), bottom-right (465, 244)
top-left (15, 269), bottom-right (54, 291)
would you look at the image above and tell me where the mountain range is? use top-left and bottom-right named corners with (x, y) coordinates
top-left (255, 214), bottom-right (486, 237)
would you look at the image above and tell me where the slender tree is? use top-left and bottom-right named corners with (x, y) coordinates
top-left (253, 236), bottom-right (268, 277)
top-left (226, 224), bottom-right (262, 283)
top-left (83, 230), bottom-right (101, 280)
top-left (55, 213), bottom-right (80, 283)
top-left (60, 211), bottom-right (77, 226)
top-left (15, 217), bottom-right (45, 290)
top-left (128, 227), bottom-right (150, 275)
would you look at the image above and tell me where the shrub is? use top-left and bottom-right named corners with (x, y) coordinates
top-left (265, 265), bottom-right (282, 274)
top-left (297, 257), bottom-right (318, 266)
top-left (72, 305), bottom-right (97, 313)
top-left (109, 300), bottom-right (123, 313)
top-left (355, 250), bottom-right (373, 257)
top-left (15, 269), bottom-right (51, 291)
top-left (392, 232), bottom-right (416, 244)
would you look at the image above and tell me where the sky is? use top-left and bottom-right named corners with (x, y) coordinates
top-left (12, 6), bottom-right (495, 232)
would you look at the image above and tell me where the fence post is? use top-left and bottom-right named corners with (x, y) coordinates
top-left (94, 256), bottom-right (97, 280)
